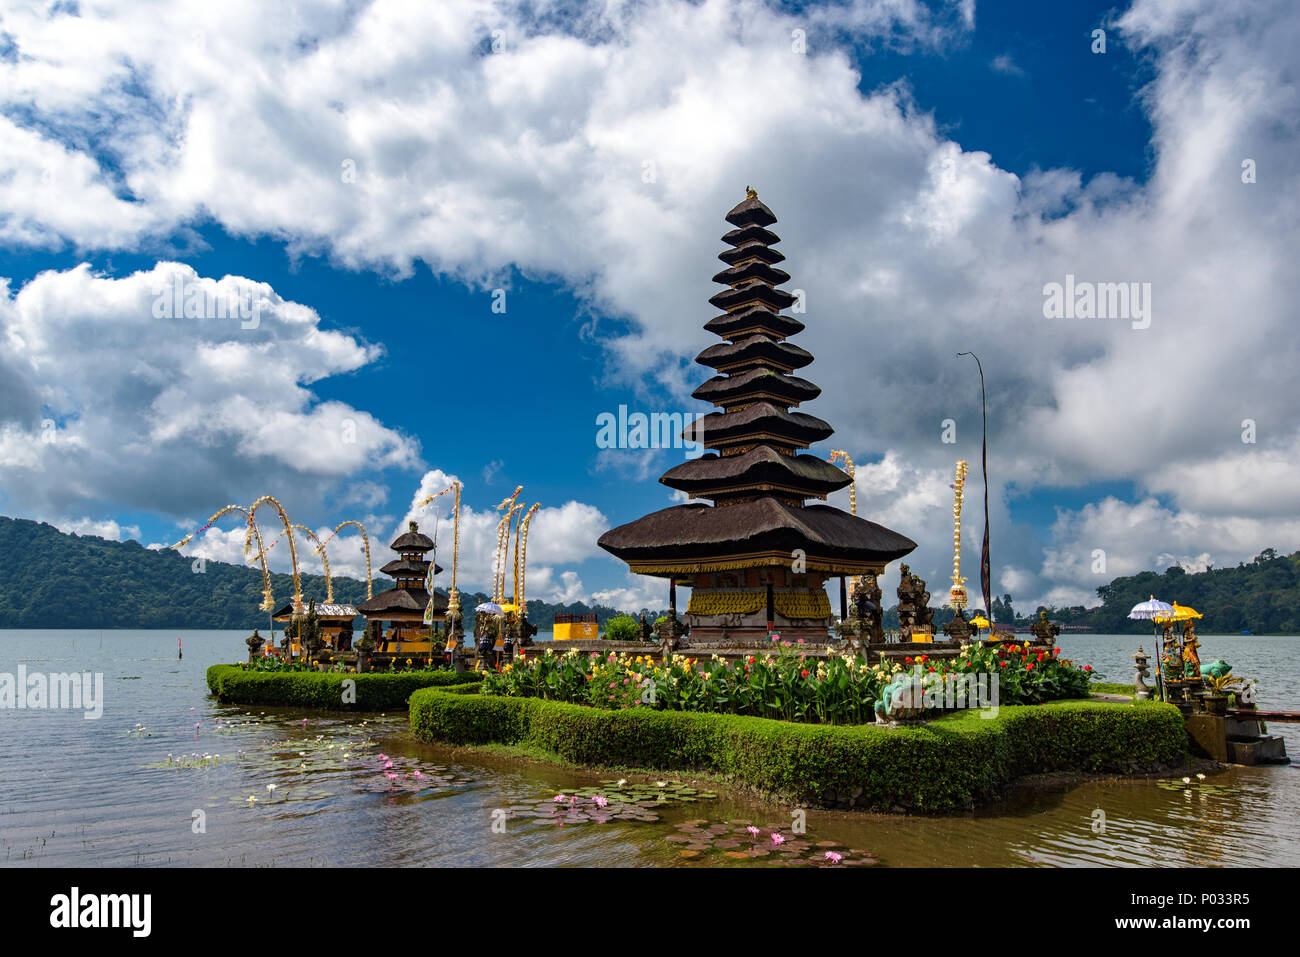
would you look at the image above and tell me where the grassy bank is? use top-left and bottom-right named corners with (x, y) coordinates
top-left (409, 688), bottom-right (1187, 813)
top-left (206, 664), bottom-right (481, 711)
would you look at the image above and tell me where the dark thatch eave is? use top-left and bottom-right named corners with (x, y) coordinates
top-left (598, 498), bottom-right (916, 569)
top-left (378, 558), bottom-right (443, 576)
top-left (695, 334), bottom-right (813, 372)
top-left (725, 195), bottom-right (779, 228)
top-left (721, 223), bottom-right (779, 247)
top-left (692, 367), bottom-right (821, 407)
top-left (708, 282), bottom-right (798, 313)
top-left (357, 587), bottom-right (448, 615)
top-left (660, 447), bottom-right (852, 497)
top-left (711, 260), bottom-right (791, 287)
top-left (703, 305), bottom-right (805, 341)
top-left (683, 400), bottom-right (834, 448)
top-left (718, 242), bottom-right (785, 266)
top-left (389, 530), bottom-right (434, 551)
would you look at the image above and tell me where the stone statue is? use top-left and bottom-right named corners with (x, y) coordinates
top-left (897, 565), bottom-right (933, 640)
top-left (246, 629), bottom-right (265, 662)
top-left (518, 614), bottom-right (537, 647)
top-left (1181, 621), bottom-right (1202, 679)
top-left (874, 673), bottom-right (927, 724)
top-left (1161, 643), bottom-right (1182, 686)
top-left (640, 612), bottom-right (653, 643)
top-left (942, 608), bottom-right (972, 643)
top-left (856, 573), bottom-right (884, 644)
top-left (1030, 609), bottom-right (1060, 647)
top-left (1200, 658), bottom-right (1231, 680)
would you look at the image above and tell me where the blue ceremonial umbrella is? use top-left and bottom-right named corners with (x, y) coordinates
top-left (475, 601), bottom-right (504, 615)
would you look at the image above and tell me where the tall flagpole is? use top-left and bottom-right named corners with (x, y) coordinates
top-left (957, 352), bottom-right (991, 620)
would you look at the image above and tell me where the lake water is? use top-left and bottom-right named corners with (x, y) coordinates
top-left (1, 630), bottom-right (1297, 867)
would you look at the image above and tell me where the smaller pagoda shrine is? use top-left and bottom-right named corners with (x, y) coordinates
top-left (358, 521), bottom-right (447, 656)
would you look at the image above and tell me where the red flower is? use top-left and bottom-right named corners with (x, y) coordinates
top-left (999, 661), bottom-right (1008, 668)
top-left (1026, 662), bottom-right (1035, 671)
top-left (905, 657), bottom-right (913, 665)
top-left (800, 669), bottom-right (810, 678)
top-left (1084, 665), bottom-right (1092, 672)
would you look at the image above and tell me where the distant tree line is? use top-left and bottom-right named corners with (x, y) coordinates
top-left (0, 517), bottom-right (665, 630)
top-left (4, 517), bottom-right (1295, 634)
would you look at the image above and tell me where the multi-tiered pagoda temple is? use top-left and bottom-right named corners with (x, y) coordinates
top-left (598, 191), bottom-right (916, 641)
top-left (358, 521), bottom-right (447, 655)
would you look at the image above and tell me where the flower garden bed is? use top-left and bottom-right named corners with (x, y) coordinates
top-left (409, 687), bottom-right (1187, 813)
top-left (206, 664), bottom-right (481, 711)
top-left (480, 641), bottom-right (1098, 722)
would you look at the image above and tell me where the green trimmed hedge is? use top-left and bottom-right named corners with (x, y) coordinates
top-left (409, 689), bottom-right (1187, 813)
top-left (207, 664), bottom-right (481, 711)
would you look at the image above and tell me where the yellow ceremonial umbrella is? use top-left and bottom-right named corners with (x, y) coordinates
top-left (970, 615), bottom-right (991, 630)
top-left (1152, 603), bottom-right (1202, 624)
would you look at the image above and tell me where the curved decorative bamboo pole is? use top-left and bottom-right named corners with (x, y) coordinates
top-left (317, 520), bottom-right (374, 600)
top-left (949, 460), bottom-right (969, 610)
top-left (249, 496), bottom-right (303, 613)
top-left (257, 524), bottom-right (334, 603)
top-left (493, 504), bottom-right (522, 603)
top-left (515, 503), bottom-right (540, 610)
top-left (418, 483), bottom-right (462, 616)
top-left (169, 504), bottom-right (276, 611)
top-left (829, 450), bottom-right (856, 516)
top-left (492, 486), bottom-right (523, 603)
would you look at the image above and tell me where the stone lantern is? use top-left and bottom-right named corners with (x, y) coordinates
top-left (1132, 646), bottom-right (1152, 700)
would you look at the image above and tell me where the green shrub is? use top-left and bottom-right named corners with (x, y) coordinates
top-left (602, 614), bottom-right (640, 641)
top-left (206, 664), bottom-right (480, 711)
top-left (409, 689), bottom-right (1186, 813)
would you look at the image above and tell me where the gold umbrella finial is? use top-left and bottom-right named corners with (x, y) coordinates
top-left (745, 185), bottom-right (757, 199)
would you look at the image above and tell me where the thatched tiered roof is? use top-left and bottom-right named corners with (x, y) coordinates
top-left (358, 520), bottom-right (445, 620)
top-left (598, 193), bottom-right (915, 577)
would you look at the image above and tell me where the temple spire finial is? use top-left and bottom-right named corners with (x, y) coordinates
top-left (745, 185), bottom-right (757, 199)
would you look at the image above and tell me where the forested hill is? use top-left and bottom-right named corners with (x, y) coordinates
top-left (0, 517), bottom-right (657, 630)
top-left (1073, 549), bottom-right (1300, 634)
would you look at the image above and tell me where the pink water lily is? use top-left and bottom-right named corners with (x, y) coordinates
top-left (378, 753), bottom-right (389, 761)
top-left (770, 832), bottom-right (785, 845)
top-left (553, 794), bottom-right (567, 802)
top-left (825, 851), bottom-right (843, 863)
top-left (746, 826), bottom-right (759, 836)
top-left (383, 760), bottom-right (393, 770)
top-left (593, 795), bottom-right (608, 808)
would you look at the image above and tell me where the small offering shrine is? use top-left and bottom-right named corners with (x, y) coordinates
top-left (272, 601), bottom-right (358, 656)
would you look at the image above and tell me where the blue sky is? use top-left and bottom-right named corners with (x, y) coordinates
top-left (1, 0), bottom-right (1295, 612)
